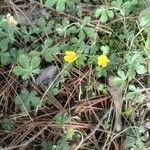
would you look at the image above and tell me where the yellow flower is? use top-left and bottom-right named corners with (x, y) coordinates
top-left (4, 13), bottom-right (18, 26)
top-left (66, 127), bottom-right (74, 139)
top-left (97, 54), bottom-right (109, 68)
top-left (64, 51), bottom-right (78, 63)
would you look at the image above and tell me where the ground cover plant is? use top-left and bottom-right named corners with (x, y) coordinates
top-left (0, 0), bottom-right (150, 149)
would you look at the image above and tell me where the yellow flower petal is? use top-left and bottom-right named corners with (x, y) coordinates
top-left (64, 51), bottom-right (78, 63)
top-left (97, 54), bottom-right (109, 68)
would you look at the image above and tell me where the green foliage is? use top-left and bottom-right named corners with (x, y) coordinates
top-left (13, 54), bottom-right (40, 80)
top-left (41, 137), bottom-right (69, 150)
top-left (100, 45), bottom-right (110, 55)
top-left (48, 81), bottom-right (60, 96)
top-left (15, 89), bottom-right (41, 112)
top-left (0, 0), bottom-right (150, 149)
top-left (0, 16), bottom-right (17, 51)
top-left (123, 106), bottom-right (133, 118)
top-left (95, 6), bottom-right (114, 23)
top-left (139, 8), bottom-right (150, 30)
top-left (35, 16), bottom-right (55, 34)
top-left (126, 53), bottom-right (146, 79)
top-left (45, 0), bottom-right (71, 13)
top-left (95, 66), bottom-right (107, 78)
top-left (112, 0), bottom-right (138, 16)
top-left (1, 118), bottom-right (15, 131)
top-left (126, 85), bottom-right (143, 102)
top-left (139, 8), bottom-right (150, 55)
top-left (113, 70), bottom-right (127, 90)
top-left (0, 15), bottom-right (18, 65)
top-left (54, 112), bottom-right (69, 127)
top-left (56, 137), bottom-right (69, 150)
top-left (123, 125), bottom-right (148, 149)
top-left (41, 140), bottom-right (53, 150)
top-left (98, 84), bottom-right (107, 93)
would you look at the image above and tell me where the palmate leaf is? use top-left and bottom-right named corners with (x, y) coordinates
top-left (126, 85), bottom-right (143, 102)
top-left (95, 7), bottom-right (114, 23)
top-left (13, 54), bottom-right (40, 80)
top-left (15, 89), bottom-right (41, 112)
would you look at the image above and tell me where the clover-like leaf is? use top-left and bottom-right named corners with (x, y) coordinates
top-left (95, 7), bottom-right (114, 23)
top-left (13, 54), bottom-right (40, 80)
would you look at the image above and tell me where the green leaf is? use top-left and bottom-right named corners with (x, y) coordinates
top-left (15, 89), bottom-right (40, 112)
top-left (95, 8), bottom-right (105, 18)
top-left (118, 70), bottom-right (126, 79)
top-left (101, 45), bottom-right (110, 55)
top-left (30, 56), bottom-right (40, 69)
top-left (0, 37), bottom-right (10, 51)
top-left (100, 11), bottom-right (108, 23)
top-left (139, 10), bottom-right (150, 28)
top-left (44, 38), bottom-right (53, 48)
top-left (95, 66), bottom-right (103, 78)
top-left (123, 106), bottom-right (133, 118)
top-left (13, 53), bottom-right (40, 80)
top-left (126, 85), bottom-right (144, 102)
top-left (135, 65), bottom-right (146, 75)
top-left (84, 27), bottom-right (95, 37)
top-left (47, 20), bottom-right (55, 29)
top-left (0, 52), bottom-right (11, 65)
top-left (54, 112), bottom-right (69, 127)
top-left (57, 137), bottom-right (69, 150)
top-left (124, 136), bottom-right (136, 148)
top-left (79, 29), bottom-right (85, 39)
top-left (107, 10), bottom-right (114, 19)
top-left (67, 26), bottom-right (77, 34)
top-left (22, 74), bottom-right (31, 80)
top-left (45, 0), bottom-right (57, 8)
top-left (18, 54), bottom-right (30, 69)
top-left (1, 118), bottom-right (15, 131)
top-left (83, 16), bottom-right (91, 25)
top-left (111, 0), bottom-right (123, 7)
top-left (129, 85), bottom-right (136, 91)
top-left (13, 66), bottom-right (27, 76)
top-left (43, 46), bottom-right (58, 62)
top-left (62, 18), bottom-right (70, 27)
top-left (38, 17), bottom-right (47, 29)
top-left (56, 0), bottom-right (66, 13)
top-left (113, 70), bottom-right (127, 90)
top-left (76, 54), bottom-right (87, 66)
top-left (30, 91), bottom-right (41, 108)
top-left (41, 140), bottom-right (53, 150)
